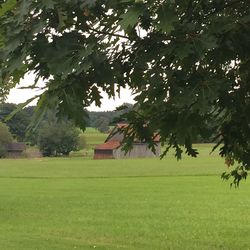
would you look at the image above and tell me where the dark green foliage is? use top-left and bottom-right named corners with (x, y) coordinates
top-left (36, 110), bottom-right (80, 156)
top-left (0, 143), bottom-right (7, 158)
top-left (87, 103), bottom-right (133, 132)
top-left (0, 1), bottom-right (250, 183)
top-left (0, 103), bottom-right (35, 141)
top-left (0, 121), bottom-right (13, 157)
top-left (38, 119), bottom-right (80, 157)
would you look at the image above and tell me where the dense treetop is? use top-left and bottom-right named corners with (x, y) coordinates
top-left (0, 0), bottom-right (250, 184)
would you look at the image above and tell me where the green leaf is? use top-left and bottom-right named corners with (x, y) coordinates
top-left (57, 7), bottom-right (67, 30)
top-left (40, 0), bottom-right (56, 9)
top-left (4, 95), bottom-right (39, 122)
top-left (0, 0), bottom-right (16, 16)
top-left (91, 86), bottom-right (102, 106)
top-left (119, 5), bottom-right (144, 30)
top-left (156, 5), bottom-right (178, 33)
top-left (175, 43), bottom-right (194, 59)
top-left (0, 31), bottom-right (4, 48)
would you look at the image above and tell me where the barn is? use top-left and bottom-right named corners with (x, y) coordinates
top-left (6, 143), bottom-right (26, 158)
top-left (94, 124), bottom-right (160, 159)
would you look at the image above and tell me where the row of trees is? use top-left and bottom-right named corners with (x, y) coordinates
top-left (0, 102), bottom-right (133, 141)
top-left (0, 101), bottom-right (216, 158)
top-left (86, 103), bottom-right (134, 132)
top-left (0, 104), bottom-right (84, 157)
top-left (0, 102), bottom-right (133, 157)
top-left (0, 103), bottom-right (34, 141)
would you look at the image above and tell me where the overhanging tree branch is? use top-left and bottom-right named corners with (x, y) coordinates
top-left (88, 27), bottom-right (129, 39)
top-left (205, 0), bottom-right (243, 17)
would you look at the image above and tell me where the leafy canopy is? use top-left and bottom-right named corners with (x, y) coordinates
top-left (0, 0), bottom-right (250, 184)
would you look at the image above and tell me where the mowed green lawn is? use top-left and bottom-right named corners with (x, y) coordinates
top-left (84, 127), bottom-right (108, 147)
top-left (1, 145), bottom-right (250, 250)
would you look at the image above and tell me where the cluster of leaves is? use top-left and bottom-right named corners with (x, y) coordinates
top-left (0, 0), bottom-right (250, 183)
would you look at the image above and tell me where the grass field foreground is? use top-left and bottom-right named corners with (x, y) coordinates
top-left (1, 145), bottom-right (250, 249)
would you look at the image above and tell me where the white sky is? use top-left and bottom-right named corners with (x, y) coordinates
top-left (7, 74), bottom-right (135, 111)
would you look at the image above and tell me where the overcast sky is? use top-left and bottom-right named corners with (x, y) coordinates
top-left (6, 74), bottom-right (135, 111)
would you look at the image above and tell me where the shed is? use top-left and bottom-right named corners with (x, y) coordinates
top-left (6, 143), bottom-right (26, 158)
top-left (94, 123), bottom-right (160, 159)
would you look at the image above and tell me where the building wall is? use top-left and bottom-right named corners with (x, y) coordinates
top-left (7, 151), bottom-right (24, 158)
top-left (94, 149), bottom-right (114, 159)
top-left (113, 143), bottom-right (161, 159)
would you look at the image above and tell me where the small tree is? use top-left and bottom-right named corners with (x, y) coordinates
top-left (0, 122), bottom-right (13, 158)
top-left (38, 120), bottom-right (80, 157)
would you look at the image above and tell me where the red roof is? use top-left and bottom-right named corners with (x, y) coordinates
top-left (116, 123), bottom-right (128, 129)
top-left (112, 124), bottom-right (160, 142)
top-left (153, 134), bottom-right (161, 142)
top-left (95, 140), bottom-right (120, 150)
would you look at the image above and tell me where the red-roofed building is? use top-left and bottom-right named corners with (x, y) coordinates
top-left (94, 123), bottom-right (161, 159)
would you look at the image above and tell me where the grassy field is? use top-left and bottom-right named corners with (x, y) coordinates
top-left (83, 127), bottom-right (107, 147)
top-left (70, 127), bottom-right (108, 157)
top-left (1, 145), bottom-right (250, 249)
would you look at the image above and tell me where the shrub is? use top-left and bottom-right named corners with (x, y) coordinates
top-left (0, 122), bottom-right (13, 158)
top-left (38, 120), bottom-right (80, 157)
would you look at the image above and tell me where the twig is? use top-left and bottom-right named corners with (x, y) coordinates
top-left (88, 27), bottom-right (129, 39)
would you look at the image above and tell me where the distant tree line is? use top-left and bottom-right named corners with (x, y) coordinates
top-left (86, 103), bottom-right (134, 132)
top-left (0, 103), bottom-right (34, 142)
top-left (0, 104), bottom-right (82, 156)
top-left (0, 102), bottom-right (133, 157)
top-left (0, 103), bottom-right (133, 140)
top-left (0, 102), bottom-right (216, 156)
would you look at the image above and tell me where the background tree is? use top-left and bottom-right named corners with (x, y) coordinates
top-left (87, 103), bottom-right (134, 132)
top-left (0, 0), bottom-right (250, 184)
top-left (37, 114), bottom-right (80, 157)
top-left (0, 103), bottom-right (34, 141)
top-left (0, 121), bottom-right (13, 158)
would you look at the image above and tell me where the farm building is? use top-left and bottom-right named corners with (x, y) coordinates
top-left (6, 143), bottom-right (26, 158)
top-left (94, 124), bottom-right (160, 159)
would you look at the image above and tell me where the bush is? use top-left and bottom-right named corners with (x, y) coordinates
top-left (0, 122), bottom-right (13, 158)
top-left (0, 144), bottom-right (7, 158)
top-left (38, 120), bottom-right (80, 157)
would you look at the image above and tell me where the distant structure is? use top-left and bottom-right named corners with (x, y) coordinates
top-left (94, 123), bottom-right (160, 159)
top-left (7, 143), bottom-right (26, 158)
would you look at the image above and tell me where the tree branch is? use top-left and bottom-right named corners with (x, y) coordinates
top-left (88, 27), bottom-right (129, 39)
